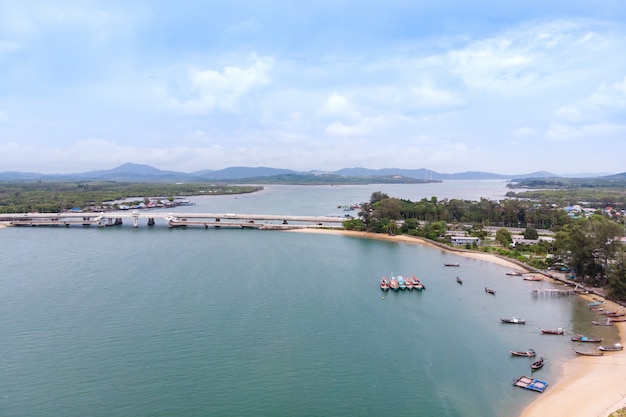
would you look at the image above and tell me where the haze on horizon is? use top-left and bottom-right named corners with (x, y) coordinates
top-left (0, 1), bottom-right (625, 176)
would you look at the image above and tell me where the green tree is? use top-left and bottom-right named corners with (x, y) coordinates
top-left (523, 227), bottom-right (539, 240)
top-left (606, 247), bottom-right (626, 302)
top-left (495, 228), bottom-right (513, 246)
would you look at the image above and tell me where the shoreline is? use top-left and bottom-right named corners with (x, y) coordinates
top-left (289, 228), bottom-right (626, 417)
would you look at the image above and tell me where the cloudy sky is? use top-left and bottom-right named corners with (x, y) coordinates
top-left (1, 1), bottom-right (625, 175)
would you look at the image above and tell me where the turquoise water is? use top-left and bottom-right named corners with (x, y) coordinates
top-left (0, 183), bottom-right (618, 416)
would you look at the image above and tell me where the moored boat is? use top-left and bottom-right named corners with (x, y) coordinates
top-left (445, 263), bottom-right (459, 267)
top-left (531, 357), bottom-right (544, 371)
top-left (523, 275), bottom-right (542, 281)
top-left (541, 328), bottom-right (564, 335)
top-left (574, 349), bottom-right (604, 356)
top-left (411, 275), bottom-right (424, 291)
top-left (588, 301), bottom-right (604, 307)
top-left (390, 277), bottom-right (399, 291)
top-left (456, 276), bottom-right (463, 285)
top-left (397, 275), bottom-right (406, 290)
top-left (501, 317), bottom-right (525, 324)
top-left (571, 335), bottom-right (603, 343)
top-left (598, 343), bottom-right (623, 352)
top-left (591, 320), bottom-right (613, 326)
top-left (506, 271), bottom-right (522, 276)
top-left (511, 348), bottom-right (536, 357)
top-left (485, 287), bottom-right (496, 295)
top-left (380, 277), bottom-right (390, 291)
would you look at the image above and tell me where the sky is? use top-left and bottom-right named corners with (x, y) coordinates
top-left (1, 0), bottom-right (625, 175)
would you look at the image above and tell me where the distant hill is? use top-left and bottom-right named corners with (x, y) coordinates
top-left (0, 163), bottom-right (610, 183)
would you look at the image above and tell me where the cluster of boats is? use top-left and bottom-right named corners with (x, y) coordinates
top-left (380, 275), bottom-right (425, 291)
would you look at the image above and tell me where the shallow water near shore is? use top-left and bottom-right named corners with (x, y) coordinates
top-left (0, 182), bottom-right (618, 416)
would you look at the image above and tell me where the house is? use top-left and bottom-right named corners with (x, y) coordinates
top-left (450, 236), bottom-right (481, 246)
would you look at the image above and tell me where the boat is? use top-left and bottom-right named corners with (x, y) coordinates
top-left (523, 275), bottom-right (543, 281)
top-left (380, 277), bottom-right (390, 291)
top-left (588, 301), bottom-right (604, 307)
top-left (540, 328), bottom-right (564, 335)
top-left (602, 311), bottom-right (626, 317)
top-left (598, 343), bottom-right (623, 352)
top-left (485, 287), bottom-right (496, 295)
top-left (571, 335), bottom-right (603, 343)
top-left (510, 349), bottom-right (536, 357)
top-left (574, 349), bottom-right (604, 356)
top-left (410, 275), bottom-right (425, 291)
top-left (501, 317), bottom-right (526, 324)
top-left (389, 277), bottom-right (399, 291)
top-left (397, 275), bottom-right (406, 290)
top-left (591, 320), bottom-right (613, 326)
top-left (531, 357), bottom-right (544, 371)
top-left (506, 271), bottom-right (522, 276)
top-left (405, 277), bottom-right (414, 290)
top-left (610, 317), bottom-right (626, 323)
top-left (445, 263), bottom-right (459, 267)
top-left (513, 375), bottom-right (548, 393)
top-left (456, 276), bottom-right (463, 285)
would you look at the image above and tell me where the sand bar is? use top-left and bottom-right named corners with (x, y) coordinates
top-left (290, 228), bottom-right (626, 417)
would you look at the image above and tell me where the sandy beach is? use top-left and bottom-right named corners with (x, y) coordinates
top-left (290, 228), bottom-right (626, 417)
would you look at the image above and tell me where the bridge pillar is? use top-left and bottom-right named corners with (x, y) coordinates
top-left (147, 218), bottom-right (155, 226)
top-left (133, 216), bottom-right (139, 228)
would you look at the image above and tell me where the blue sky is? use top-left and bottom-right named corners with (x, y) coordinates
top-left (1, 1), bottom-right (625, 175)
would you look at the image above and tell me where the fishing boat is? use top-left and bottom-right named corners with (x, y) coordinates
top-left (485, 287), bottom-right (496, 295)
top-left (501, 317), bottom-right (526, 324)
top-left (411, 275), bottom-right (425, 291)
top-left (405, 276), bottom-right (414, 290)
top-left (389, 277), bottom-right (399, 291)
top-left (571, 335), bottom-right (603, 343)
top-left (456, 276), bottom-right (463, 285)
top-left (574, 349), bottom-right (604, 356)
top-left (588, 301), bottom-right (604, 307)
top-left (531, 357), bottom-right (544, 371)
top-left (380, 277), bottom-right (390, 291)
top-left (397, 275), bottom-right (406, 290)
top-left (523, 275), bottom-right (543, 281)
top-left (506, 271), bottom-right (522, 276)
top-left (598, 343), bottom-right (623, 352)
top-left (591, 320), bottom-right (613, 326)
top-left (602, 311), bottom-right (626, 317)
top-left (444, 263), bottom-right (459, 267)
top-left (510, 349), bottom-right (536, 357)
top-left (540, 328), bottom-right (564, 335)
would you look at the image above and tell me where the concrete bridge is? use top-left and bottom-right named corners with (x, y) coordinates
top-left (0, 211), bottom-right (347, 229)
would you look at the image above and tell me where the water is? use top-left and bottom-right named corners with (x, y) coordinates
top-left (0, 182), bottom-right (617, 417)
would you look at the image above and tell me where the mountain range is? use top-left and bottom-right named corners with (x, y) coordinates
top-left (0, 163), bottom-right (614, 182)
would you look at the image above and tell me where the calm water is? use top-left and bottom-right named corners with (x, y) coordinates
top-left (0, 182), bottom-right (617, 417)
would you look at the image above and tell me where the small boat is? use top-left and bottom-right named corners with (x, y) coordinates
top-left (506, 271), bottom-right (523, 276)
top-left (598, 343), bottom-right (623, 352)
top-left (397, 275), bottom-right (406, 290)
top-left (541, 328), bottom-right (564, 335)
top-left (513, 375), bottom-right (548, 393)
top-left (531, 357), bottom-right (544, 371)
top-left (411, 275), bottom-right (425, 291)
top-left (602, 311), bottom-right (626, 317)
top-left (501, 317), bottom-right (526, 324)
top-left (591, 320), bottom-right (613, 326)
top-left (445, 263), bottom-right (459, 267)
top-left (485, 287), bottom-right (496, 295)
top-left (510, 349), bottom-right (536, 357)
top-left (390, 277), bottom-right (399, 291)
top-left (523, 275), bottom-right (543, 281)
top-left (456, 276), bottom-right (463, 285)
top-left (380, 277), bottom-right (390, 291)
top-left (574, 349), bottom-right (604, 356)
top-left (610, 317), bottom-right (626, 323)
top-left (571, 335), bottom-right (603, 343)
top-left (405, 277), bottom-right (414, 290)
top-left (588, 301), bottom-right (604, 307)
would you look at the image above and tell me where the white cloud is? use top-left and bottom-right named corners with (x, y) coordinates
top-left (513, 127), bottom-right (536, 136)
top-left (167, 55), bottom-right (273, 114)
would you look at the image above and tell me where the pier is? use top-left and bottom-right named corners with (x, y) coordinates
top-left (0, 212), bottom-right (346, 230)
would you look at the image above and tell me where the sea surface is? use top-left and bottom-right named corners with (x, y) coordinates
top-left (0, 181), bottom-right (618, 417)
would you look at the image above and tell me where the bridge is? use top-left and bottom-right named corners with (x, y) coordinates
top-left (0, 211), bottom-right (348, 230)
